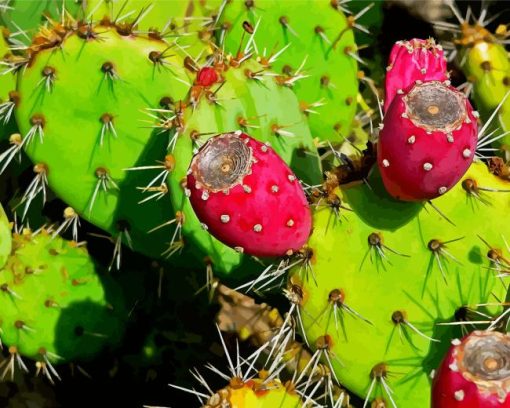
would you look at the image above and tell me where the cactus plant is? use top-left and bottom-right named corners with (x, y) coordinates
top-left (290, 161), bottom-right (509, 407)
top-left (217, 0), bottom-right (359, 143)
top-left (165, 50), bottom-right (322, 276)
top-left (10, 11), bottom-right (321, 277)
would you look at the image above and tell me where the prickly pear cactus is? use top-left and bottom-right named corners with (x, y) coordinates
top-left (166, 54), bottom-right (322, 275)
top-left (291, 161), bottom-right (509, 407)
top-left (217, 0), bottom-right (359, 143)
top-left (0, 227), bottom-right (126, 380)
top-left (11, 14), bottom-right (322, 277)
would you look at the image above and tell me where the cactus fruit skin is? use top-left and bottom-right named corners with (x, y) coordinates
top-left (187, 132), bottom-right (311, 258)
top-left (0, 228), bottom-right (126, 365)
top-left (218, 0), bottom-right (358, 143)
top-left (14, 25), bottom-right (193, 264)
top-left (384, 38), bottom-right (448, 113)
top-left (432, 331), bottom-right (510, 408)
top-left (378, 80), bottom-right (477, 201)
top-left (292, 161), bottom-right (508, 407)
top-left (167, 56), bottom-right (321, 276)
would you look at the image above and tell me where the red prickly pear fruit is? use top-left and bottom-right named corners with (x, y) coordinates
top-left (432, 330), bottom-right (510, 408)
top-left (196, 67), bottom-right (218, 87)
top-left (186, 131), bottom-right (312, 258)
top-left (377, 80), bottom-right (478, 201)
top-left (384, 38), bottom-right (448, 113)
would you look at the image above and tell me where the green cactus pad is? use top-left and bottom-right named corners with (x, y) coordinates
top-left (218, 0), bottom-right (359, 143)
top-left (15, 24), bottom-right (193, 264)
top-left (292, 161), bottom-right (509, 407)
top-left (167, 55), bottom-right (322, 277)
top-left (0, 228), bottom-right (126, 368)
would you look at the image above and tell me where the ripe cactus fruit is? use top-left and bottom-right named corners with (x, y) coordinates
top-left (218, 0), bottom-right (359, 142)
top-left (432, 330), bottom-right (510, 408)
top-left (290, 161), bottom-right (508, 407)
top-left (0, 227), bottom-right (126, 380)
top-left (187, 131), bottom-right (312, 257)
top-left (384, 38), bottom-right (448, 112)
top-left (13, 22), bottom-right (192, 266)
top-left (378, 80), bottom-right (478, 201)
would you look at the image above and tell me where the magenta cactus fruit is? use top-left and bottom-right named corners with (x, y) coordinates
top-left (377, 80), bottom-right (478, 201)
top-left (186, 131), bottom-right (312, 257)
top-left (384, 38), bottom-right (449, 112)
top-left (432, 331), bottom-right (510, 408)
